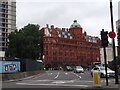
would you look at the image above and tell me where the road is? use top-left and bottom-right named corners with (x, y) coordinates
top-left (2, 70), bottom-right (119, 89)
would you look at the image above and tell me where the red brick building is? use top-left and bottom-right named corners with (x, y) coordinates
top-left (41, 20), bottom-right (100, 69)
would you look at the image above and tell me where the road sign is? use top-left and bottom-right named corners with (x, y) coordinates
top-left (108, 31), bottom-right (116, 38)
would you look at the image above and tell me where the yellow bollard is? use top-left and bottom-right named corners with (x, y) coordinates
top-left (93, 71), bottom-right (101, 87)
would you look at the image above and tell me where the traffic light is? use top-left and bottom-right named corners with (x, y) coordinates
top-left (100, 30), bottom-right (109, 47)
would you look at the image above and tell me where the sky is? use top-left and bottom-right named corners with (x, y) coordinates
top-left (16, 0), bottom-right (119, 45)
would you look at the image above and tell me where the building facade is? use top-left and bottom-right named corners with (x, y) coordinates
top-left (41, 20), bottom-right (100, 69)
top-left (100, 44), bottom-right (118, 64)
top-left (0, 0), bottom-right (16, 59)
top-left (116, 19), bottom-right (120, 58)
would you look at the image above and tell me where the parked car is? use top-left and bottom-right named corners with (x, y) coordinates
top-left (91, 66), bottom-right (115, 78)
top-left (64, 66), bottom-right (73, 71)
top-left (74, 66), bottom-right (84, 73)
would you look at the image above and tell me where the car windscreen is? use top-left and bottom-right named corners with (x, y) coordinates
top-left (76, 66), bottom-right (82, 68)
top-left (100, 67), bottom-right (111, 70)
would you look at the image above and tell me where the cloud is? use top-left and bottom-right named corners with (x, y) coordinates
top-left (16, 1), bottom-right (118, 37)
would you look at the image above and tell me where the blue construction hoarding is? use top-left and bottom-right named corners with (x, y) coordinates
top-left (0, 61), bottom-right (20, 73)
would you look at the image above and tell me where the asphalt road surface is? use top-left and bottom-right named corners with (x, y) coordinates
top-left (2, 70), bottom-right (119, 89)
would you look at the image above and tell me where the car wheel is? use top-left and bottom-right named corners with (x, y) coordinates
top-left (91, 73), bottom-right (93, 77)
top-left (100, 73), bottom-right (104, 78)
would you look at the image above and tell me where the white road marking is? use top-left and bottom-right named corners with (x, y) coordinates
top-left (52, 80), bottom-right (75, 84)
top-left (36, 79), bottom-right (75, 82)
top-left (19, 79), bottom-right (93, 83)
top-left (36, 79), bottom-right (53, 81)
top-left (72, 72), bottom-right (81, 79)
top-left (65, 73), bottom-right (68, 75)
top-left (9, 80), bottom-right (15, 81)
top-left (101, 80), bottom-right (111, 82)
top-left (16, 83), bottom-right (88, 87)
top-left (52, 81), bottom-right (65, 84)
top-left (75, 80), bottom-right (93, 83)
top-left (54, 72), bottom-right (60, 79)
top-left (48, 73), bottom-right (53, 75)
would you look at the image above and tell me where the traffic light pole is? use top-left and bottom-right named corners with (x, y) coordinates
top-left (100, 29), bottom-right (109, 86)
top-left (110, 0), bottom-right (119, 84)
top-left (103, 46), bottom-right (109, 86)
top-left (101, 29), bottom-right (109, 86)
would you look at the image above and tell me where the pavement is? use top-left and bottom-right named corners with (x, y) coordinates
top-left (2, 71), bottom-right (45, 83)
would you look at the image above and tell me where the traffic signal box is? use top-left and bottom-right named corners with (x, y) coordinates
top-left (101, 30), bottom-right (109, 47)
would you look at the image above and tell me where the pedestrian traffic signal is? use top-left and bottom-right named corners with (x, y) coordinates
top-left (100, 30), bottom-right (109, 47)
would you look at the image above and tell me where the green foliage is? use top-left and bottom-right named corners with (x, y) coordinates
top-left (108, 56), bottom-right (120, 70)
top-left (6, 24), bottom-right (42, 60)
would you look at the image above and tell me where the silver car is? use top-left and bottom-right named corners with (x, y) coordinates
top-left (91, 66), bottom-right (115, 78)
top-left (74, 66), bottom-right (84, 73)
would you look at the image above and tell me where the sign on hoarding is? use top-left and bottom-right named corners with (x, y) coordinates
top-left (0, 51), bottom-right (5, 57)
top-left (0, 61), bottom-right (20, 73)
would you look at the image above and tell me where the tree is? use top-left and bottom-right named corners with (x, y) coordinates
top-left (108, 56), bottom-right (120, 70)
top-left (6, 24), bottom-right (42, 60)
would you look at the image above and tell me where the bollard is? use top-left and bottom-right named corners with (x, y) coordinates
top-left (93, 71), bottom-right (101, 87)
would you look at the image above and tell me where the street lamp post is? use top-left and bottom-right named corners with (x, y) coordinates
top-left (110, 0), bottom-right (119, 84)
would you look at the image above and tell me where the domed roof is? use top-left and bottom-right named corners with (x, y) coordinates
top-left (70, 20), bottom-right (81, 28)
